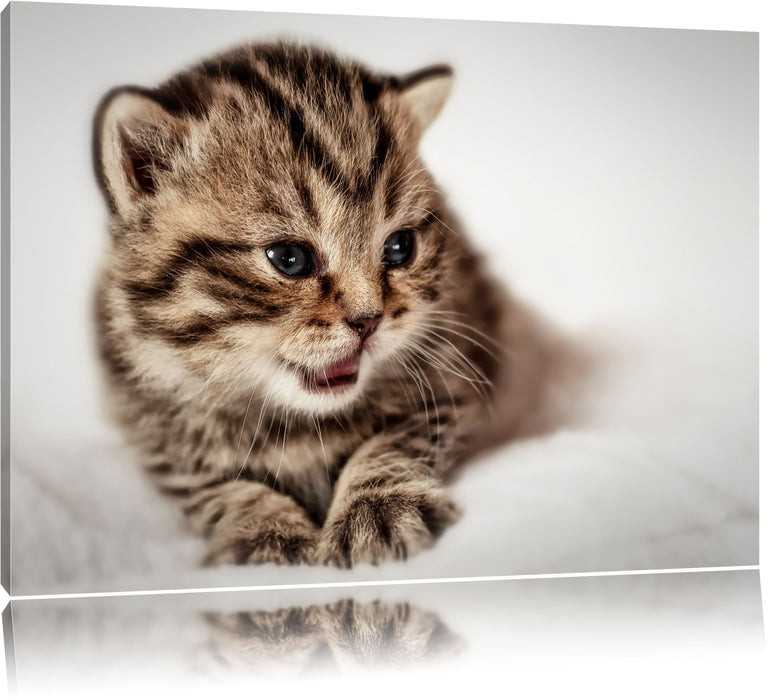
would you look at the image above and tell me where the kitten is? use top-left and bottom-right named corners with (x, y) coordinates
top-left (93, 42), bottom-right (562, 568)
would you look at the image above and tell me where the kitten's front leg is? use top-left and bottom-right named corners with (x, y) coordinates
top-left (316, 428), bottom-right (460, 567)
top-left (157, 474), bottom-right (320, 566)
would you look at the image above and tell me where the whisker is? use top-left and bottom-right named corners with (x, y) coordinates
top-left (405, 354), bottom-right (436, 424)
top-left (312, 414), bottom-right (328, 471)
top-left (416, 327), bottom-right (492, 385)
top-left (406, 336), bottom-right (491, 389)
top-left (404, 352), bottom-right (443, 465)
top-left (386, 357), bottom-right (423, 411)
top-left (230, 378), bottom-right (259, 473)
top-left (414, 320), bottom-right (502, 362)
top-left (421, 312), bottom-right (506, 348)
top-left (268, 405), bottom-right (287, 486)
top-left (275, 407), bottom-right (291, 485)
top-left (423, 311), bottom-right (514, 357)
top-left (400, 355), bottom-right (433, 438)
top-left (402, 337), bottom-right (492, 406)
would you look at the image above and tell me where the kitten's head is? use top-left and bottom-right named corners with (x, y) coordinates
top-left (95, 43), bottom-right (457, 417)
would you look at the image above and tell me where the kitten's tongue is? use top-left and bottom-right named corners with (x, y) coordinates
top-left (312, 354), bottom-right (360, 387)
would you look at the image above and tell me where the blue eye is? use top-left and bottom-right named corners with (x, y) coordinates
top-left (383, 230), bottom-right (414, 267)
top-left (266, 242), bottom-right (313, 277)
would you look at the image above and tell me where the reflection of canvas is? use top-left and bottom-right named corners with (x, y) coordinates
top-left (4, 3), bottom-right (758, 595)
top-left (6, 572), bottom-right (764, 693)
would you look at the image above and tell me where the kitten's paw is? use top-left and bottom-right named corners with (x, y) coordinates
top-left (204, 532), bottom-right (318, 567)
top-left (202, 506), bottom-right (320, 566)
top-left (317, 486), bottom-right (460, 568)
top-left (205, 528), bottom-right (319, 567)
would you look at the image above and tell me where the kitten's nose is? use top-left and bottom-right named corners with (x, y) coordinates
top-left (347, 314), bottom-right (382, 342)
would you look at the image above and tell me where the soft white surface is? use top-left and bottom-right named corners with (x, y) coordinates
top-left (8, 5), bottom-right (757, 594)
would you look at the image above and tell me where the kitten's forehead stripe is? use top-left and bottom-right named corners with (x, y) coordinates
top-left (289, 111), bottom-right (353, 200)
top-left (383, 178), bottom-right (401, 221)
top-left (190, 44), bottom-right (405, 216)
top-left (294, 176), bottom-right (320, 226)
top-left (199, 52), bottom-right (357, 203)
top-left (255, 43), bottom-right (357, 110)
top-left (353, 113), bottom-right (393, 203)
top-left (200, 58), bottom-right (287, 116)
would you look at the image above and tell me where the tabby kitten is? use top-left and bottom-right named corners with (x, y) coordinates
top-left (94, 42), bottom-right (556, 568)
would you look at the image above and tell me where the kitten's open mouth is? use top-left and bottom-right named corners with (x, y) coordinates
top-left (301, 353), bottom-right (360, 393)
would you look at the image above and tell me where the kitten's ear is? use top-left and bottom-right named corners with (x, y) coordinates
top-left (397, 65), bottom-right (453, 132)
top-left (93, 87), bottom-right (188, 219)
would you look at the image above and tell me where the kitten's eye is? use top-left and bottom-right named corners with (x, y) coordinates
top-left (383, 230), bottom-right (414, 267)
top-left (266, 242), bottom-right (313, 277)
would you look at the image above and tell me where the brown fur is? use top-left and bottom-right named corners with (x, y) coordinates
top-left (94, 42), bottom-right (569, 568)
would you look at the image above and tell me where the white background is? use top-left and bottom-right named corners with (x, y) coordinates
top-left (1, 0), bottom-right (772, 695)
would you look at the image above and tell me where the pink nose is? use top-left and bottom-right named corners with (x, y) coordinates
top-left (347, 315), bottom-right (382, 342)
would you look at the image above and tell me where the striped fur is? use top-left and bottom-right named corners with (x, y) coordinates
top-left (93, 42), bottom-right (564, 568)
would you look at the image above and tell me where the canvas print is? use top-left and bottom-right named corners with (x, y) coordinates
top-left (1, 3), bottom-right (758, 595)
